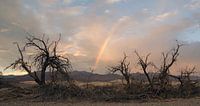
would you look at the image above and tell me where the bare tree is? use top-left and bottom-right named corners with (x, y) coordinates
top-left (158, 41), bottom-right (183, 90)
top-left (169, 66), bottom-right (196, 88)
top-left (0, 72), bottom-right (2, 84)
top-left (5, 35), bottom-right (72, 86)
top-left (170, 66), bottom-right (197, 96)
top-left (135, 51), bottom-right (154, 88)
top-left (108, 53), bottom-right (131, 88)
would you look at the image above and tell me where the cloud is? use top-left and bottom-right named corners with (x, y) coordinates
top-left (151, 11), bottom-right (177, 21)
top-left (44, 0), bottom-right (57, 3)
top-left (63, 0), bottom-right (72, 4)
top-left (0, 48), bottom-right (8, 53)
top-left (106, 0), bottom-right (125, 4)
top-left (39, 0), bottom-right (72, 7)
top-left (0, 28), bottom-right (9, 33)
top-left (119, 16), bottom-right (130, 22)
top-left (185, 0), bottom-right (200, 9)
top-left (73, 51), bottom-right (87, 57)
top-left (104, 9), bottom-right (110, 14)
top-left (56, 6), bottom-right (85, 16)
top-left (0, 0), bottom-right (43, 67)
top-left (182, 42), bottom-right (200, 63)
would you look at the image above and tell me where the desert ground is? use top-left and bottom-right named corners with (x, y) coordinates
top-left (0, 81), bottom-right (200, 106)
top-left (0, 97), bottom-right (200, 106)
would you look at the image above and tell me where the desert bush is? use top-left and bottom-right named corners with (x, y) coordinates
top-left (36, 83), bottom-right (83, 100)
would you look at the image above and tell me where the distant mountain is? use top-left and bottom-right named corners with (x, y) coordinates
top-left (2, 71), bottom-right (200, 83)
top-left (70, 71), bottom-right (123, 82)
top-left (2, 71), bottom-right (122, 82)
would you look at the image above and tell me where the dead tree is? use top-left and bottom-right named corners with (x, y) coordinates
top-left (108, 53), bottom-right (131, 88)
top-left (158, 42), bottom-right (183, 91)
top-left (5, 35), bottom-right (72, 86)
top-left (135, 51), bottom-right (154, 88)
top-left (0, 72), bottom-right (2, 84)
top-left (170, 67), bottom-right (196, 88)
top-left (169, 66), bottom-right (197, 96)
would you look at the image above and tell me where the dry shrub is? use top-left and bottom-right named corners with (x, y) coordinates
top-left (37, 83), bottom-right (84, 100)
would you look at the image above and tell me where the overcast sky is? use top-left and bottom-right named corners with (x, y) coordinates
top-left (0, 0), bottom-right (200, 75)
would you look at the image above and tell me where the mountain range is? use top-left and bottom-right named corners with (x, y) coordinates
top-left (1, 71), bottom-right (200, 83)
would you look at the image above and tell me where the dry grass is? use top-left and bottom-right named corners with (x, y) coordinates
top-left (0, 97), bottom-right (200, 106)
top-left (0, 80), bottom-right (200, 106)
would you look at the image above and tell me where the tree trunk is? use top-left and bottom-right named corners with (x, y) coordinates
top-left (125, 76), bottom-right (130, 88)
top-left (40, 59), bottom-right (49, 85)
top-left (143, 69), bottom-right (153, 88)
top-left (41, 70), bottom-right (46, 85)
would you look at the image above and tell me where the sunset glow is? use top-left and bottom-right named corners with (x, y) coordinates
top-left (0, 0), bottom-right (200, 75)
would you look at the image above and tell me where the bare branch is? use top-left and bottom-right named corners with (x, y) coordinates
top-left (108, 53), bottom-right (131, 88)
top-left (135, 51), bottom-right (153, 88)
top-left (6, 34), bottom-right (72, 86)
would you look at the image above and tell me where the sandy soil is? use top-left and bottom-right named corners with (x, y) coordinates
top-left (0, 97), bottom-right (200, 106)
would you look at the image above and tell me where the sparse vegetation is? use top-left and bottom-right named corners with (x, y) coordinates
top-left (1, 36), bottom-right (200, 103)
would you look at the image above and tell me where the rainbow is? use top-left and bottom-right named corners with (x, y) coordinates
top-left (93, 18), bottom-right (127, 70)
top-left (93, 36), bottom-right (111, 70)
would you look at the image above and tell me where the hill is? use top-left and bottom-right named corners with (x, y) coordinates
top-left (2, 71), bottom-right (200, 83)
top-left (2, 71), bottom-right (121, 83)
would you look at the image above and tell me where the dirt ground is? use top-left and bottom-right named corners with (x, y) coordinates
top-left (1, 81), bottom-right (200, 106)
top-left (0, 97), bottom-right (200, 106)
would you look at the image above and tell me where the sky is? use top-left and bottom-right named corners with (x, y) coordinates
top-left (0, 0), bottom-right (200, 75)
